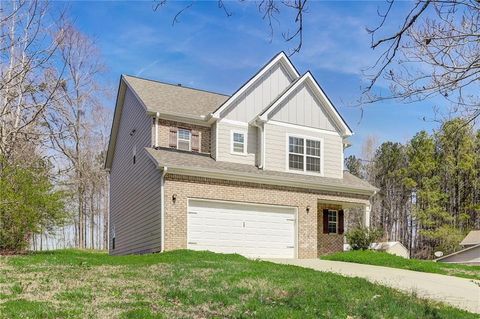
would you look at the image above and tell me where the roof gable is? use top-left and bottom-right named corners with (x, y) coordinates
top-left (105, 78), bottom-right (128, 170)
top-left (212, 52), bottom-right (300, 119)
top-left (259, 72), bottom-right (353, 137)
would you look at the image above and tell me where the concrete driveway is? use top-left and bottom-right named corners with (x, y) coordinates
top-left (264, 258), bottom-right (480, 314)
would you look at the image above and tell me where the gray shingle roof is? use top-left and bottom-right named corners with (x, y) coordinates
top-left (123, 75), bottom-right (229, 117)
top-left (460, 230), bottom-right (480, 246)
top-left (145, 147), bottom-right (377, 195)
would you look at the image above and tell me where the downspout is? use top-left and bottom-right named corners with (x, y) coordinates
top-left (160, 166), bottom-right (168, 252)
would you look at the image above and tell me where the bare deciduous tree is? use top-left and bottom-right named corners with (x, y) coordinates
top-left (0, 0), bottom-right (66, 161)
top-left (363, 0), bottom-right (480, 122)
top-left (153, 0), bottom-right (308, 55)
top-left (44, 24), bottom-right (109, 249)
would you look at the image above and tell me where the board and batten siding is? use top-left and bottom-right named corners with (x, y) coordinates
top-left (264, 122), bottom-right (343, 178)
top-left (215, 121), bottom-right (258, 165)
top-left (109, 87), bottom-right (162, 255)
top-left (222, 63), bottom-right (293, 122)
top-left (270, 83), bottom-right (339, 132)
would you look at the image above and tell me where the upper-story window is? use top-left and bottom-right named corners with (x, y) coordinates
top-left (177, 128), bottom-right (191, 151)
top-left (231, 130), bottom-right (246, 154)
top-left (288, 135), bottom-right (322, 174)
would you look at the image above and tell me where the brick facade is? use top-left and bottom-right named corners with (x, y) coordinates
top-left (163, 174), bottom-right (368, 258)
top-left (317, 203), bottom-right (344, 256)
top-left (157, 119), bottom-right (211, 153)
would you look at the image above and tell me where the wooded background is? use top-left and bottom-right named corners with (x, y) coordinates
top-left (346, 119), bottom-right (480, 258)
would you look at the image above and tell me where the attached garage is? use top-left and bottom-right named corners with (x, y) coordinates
top-left (187, 199), bottom-right (297, 258)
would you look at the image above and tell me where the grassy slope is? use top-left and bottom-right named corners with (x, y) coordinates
top-left (0, 250), bottom-right (476, 319)
top-left (323, 250), bottom-right (480, 280)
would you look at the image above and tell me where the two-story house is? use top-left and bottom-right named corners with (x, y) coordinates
top-left (105, 52), bottom-right (377, 259)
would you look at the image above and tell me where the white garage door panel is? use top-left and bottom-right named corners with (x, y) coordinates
top-left (188, 199), bottom-right (296, 258)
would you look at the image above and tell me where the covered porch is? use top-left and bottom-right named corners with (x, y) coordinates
top-left (316, 198), bottom-right (371, 257)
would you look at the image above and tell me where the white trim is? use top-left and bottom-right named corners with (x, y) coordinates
top-left (259, 123), bottom-right (265, 169)
top-left (259, 72), bottom-right (353, 137)
top-left (263, 123), bottom-right (267, 169)
top-left (220, 118), bottom-right (248, 127)
top-left (154, 113), bottom-right (159, 147)
top-left (160, 167), bottom-right (168, 252)
top-left (212, 52), bottom-right (300, 118)
top-left (156, 112), bottom-right (211, 127)
top-left (187, 198), bottom-right (298, 258)
top-left (268, 120), bottom-right (340, 136)
top-left (327, 209), bottom-right (339, 234)
top-left (177, 128), bottom-right (191, 151)
top-left (230, 129), bottom-right (247, 156)
top-left (215, 122), bottom-right (219, 160)
top-left (285, 133), bottom-right (325, 177)
top-left (365, 204), bottom-right (371, 228)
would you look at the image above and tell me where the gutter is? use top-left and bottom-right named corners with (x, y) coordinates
top-left (160, 166), bottom-right (168, 252)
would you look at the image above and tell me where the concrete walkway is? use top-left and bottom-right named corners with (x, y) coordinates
top-left (264, 258), bottom-right (480, 314)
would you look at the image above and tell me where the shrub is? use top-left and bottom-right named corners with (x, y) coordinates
top-left (346, 227), bottom-right (383, 250)
top-left (0, 157), bottom-right (67, 253)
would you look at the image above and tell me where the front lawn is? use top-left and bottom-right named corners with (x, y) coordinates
top-left (0, 249), bottom-right (476, 318)
top-left (323, 250), bottom-right (480, 280)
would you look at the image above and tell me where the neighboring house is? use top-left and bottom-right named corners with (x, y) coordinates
top-left (436, 230), bottom-right (480, 265)
top-left (459, 230), bottom-right (480, 248)
top-left (105, 52), bottom-right (377, 259)
top-left (371, 242), bottom-right (409, 259)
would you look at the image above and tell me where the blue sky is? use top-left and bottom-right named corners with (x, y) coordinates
top-left (62, 1), bottom-right (444, 157)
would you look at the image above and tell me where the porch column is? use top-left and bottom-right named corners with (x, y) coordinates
top-left (364, 204), bottom-right (371, 228)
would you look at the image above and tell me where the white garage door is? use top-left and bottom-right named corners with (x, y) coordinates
top-left (187, 199), bottom-right (296, 258)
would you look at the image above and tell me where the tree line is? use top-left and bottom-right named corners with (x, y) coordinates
top-left (346, 118), bottom-right (480, 258)
top-left (0, 1), bottom-right (110, 252)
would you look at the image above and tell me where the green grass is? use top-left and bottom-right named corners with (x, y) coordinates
top-left (323, 250), bottom-right (480, 280)
top-left (0, 249), bottom-right (476, 318)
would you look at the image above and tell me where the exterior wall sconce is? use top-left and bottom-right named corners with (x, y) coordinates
top-left (306, 205), bottom-right (311, 213)
top-left (172, 194), bottom-right (177, 203)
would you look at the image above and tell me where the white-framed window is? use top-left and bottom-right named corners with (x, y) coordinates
top-left (327, 210), bottom-right (338, 234)
top-left (231, 130), bottom-right (246, 154)
top-left (287, 135), bottom-right (322, 174)
top-left (177, 128), bottom-right (191, 151)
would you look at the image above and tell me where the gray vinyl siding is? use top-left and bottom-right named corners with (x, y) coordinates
top-left (109, 87), bottom-right (162, 255)
top-left (270, 83), bottom-right (338, 132)
top-left (216, 121), bottom-right (258, 165)
top-left (264, 122), bottom-right (343, 178)
top-left (222, 63), bottom-right (293, 122)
